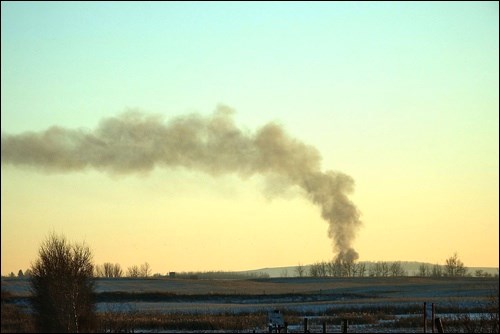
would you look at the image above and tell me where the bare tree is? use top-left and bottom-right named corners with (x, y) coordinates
top-left (104, 263), bottom-right (122, 277)
top-left (357, 262), bottom-right (366, 277)
top-left (390, 262), bottom-right (406, 277)
top-left (380, 262), bottom-right (389, 277)
top-left (309, 262), bottom-right (327, 277)
top-left (140, 262), bottom-right (151, 277)
top-left (431, 263), bottom-right (443, 277)
top-left (309, 263), bottom-right (318, 277)
top-left (94, 264), bottom-right (104, 277)
top-left (328, 260), bottom-right (342, 277)
top-left (368, 264), bottom-right (376, 277)
top-left (30, 232), bottom-right (96, 332)
top-left (418, 263), bottom-right (430, 277)
top-left (445, 252), bottom-right (467, 277)
top-left (111, 263), bottom-right (123, 277)
top-left (103, 262), bottom-right (114, 277)
top-left (127, 265), bottom-right (140, 278)
top-left (351, 262), bottom-right (358, 277)
top-left (319, 262), bottom-right (328, 277)
top-left (342, 259), bottom-right (355, 277)
top-left (295, 263), bottom-right (305, 277)
top-left (369, 261), bottom-right (390, 277)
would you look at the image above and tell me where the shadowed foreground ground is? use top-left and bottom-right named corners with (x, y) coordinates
top-left (2, 276), bottom-right (498, 332)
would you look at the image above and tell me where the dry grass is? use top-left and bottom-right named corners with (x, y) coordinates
top-left (96, 311), bottom-right (269, 332)
top-left (0, 304), bottom-right (35, 333)
top-left (2, 277), bottom-right (498, 332)
top-left (1, 290), bottom-right (35, 333)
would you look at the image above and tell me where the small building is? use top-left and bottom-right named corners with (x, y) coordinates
top-left (169, 272), bottom-right (176, 278)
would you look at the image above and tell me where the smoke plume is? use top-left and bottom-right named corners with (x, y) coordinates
top-left (1, 106), bottom-right (361, 261)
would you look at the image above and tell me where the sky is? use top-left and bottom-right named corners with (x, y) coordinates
top-left (1, 1), bottom-right (498, 276)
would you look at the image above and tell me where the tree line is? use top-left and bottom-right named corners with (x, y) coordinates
top-left (416, 252), bottom-right (493, 277)
top-left (302, 260), bottom-right (407, 278)
top-left (7, 252), bottom-right (494, 280)
top-left (9, 262), bottom-right (152, 279)
top-left (295, 253), bottom-right (488, 278)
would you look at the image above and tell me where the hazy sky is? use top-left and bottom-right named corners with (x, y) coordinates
top-left (1, 1), bottom-right (498, 275)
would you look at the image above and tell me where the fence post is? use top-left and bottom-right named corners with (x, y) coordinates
top-left (322, 321), bottom-right (326, 333)
top-left (304, 317), bottom-right (308, 333)
top-left (432, 303), bottom-right (435, 333)
top-left (423, 302), bottom-right (427, 333)
top-left (435, 317), bottom-right (444, 334)
top-left (342, 319), bottom-right (348, 333)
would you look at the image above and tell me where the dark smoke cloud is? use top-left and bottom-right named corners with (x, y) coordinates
top-left (1, 105), bottom-right (361, 260)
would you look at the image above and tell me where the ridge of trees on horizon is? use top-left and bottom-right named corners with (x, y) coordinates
top-left (302, 255), bottom-right (485, 278)
top-left (3, 231), bottom-right (495, 279)
top-left (7, 254), bottom-right (496, 280)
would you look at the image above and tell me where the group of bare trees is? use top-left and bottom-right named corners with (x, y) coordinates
top-left (368, 261), bottom-right (407, 277)
top-left (474, 269), bottom-right (495, 277)
top-left (126, 262), bottom-right (152, 278)
top-left (418, 253), bottom-right (469, 277)
top-left (418, 263), bottom-right (443, 277)
top-left (94, 262), bottom-right (123, 278)
top-left (303, 253), bottom-right (476, 278)
top-left (307, 260), bottom-right (407, 278)
top-left (93, 262), bottom-right (152, 278)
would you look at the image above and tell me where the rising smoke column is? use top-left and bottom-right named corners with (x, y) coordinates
top-left (1, 106), bottom-right (361, 260)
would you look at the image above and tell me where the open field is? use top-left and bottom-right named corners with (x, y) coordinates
top-left (4, 275), bottom-right (498, 297)
top-left (2, 276), bottom-right (498, 332)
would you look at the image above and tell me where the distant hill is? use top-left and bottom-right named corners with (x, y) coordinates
top-left (238, 261), bottom-right (499, 278)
